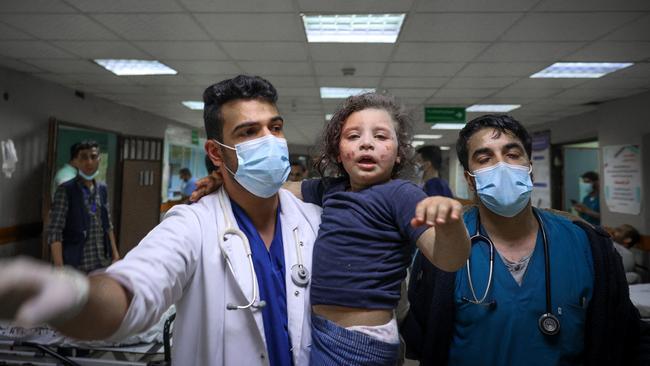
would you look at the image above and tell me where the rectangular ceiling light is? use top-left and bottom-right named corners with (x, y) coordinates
top-left (530, 62), bottom-right (633, 78)
top-left (94, 59), bottom-right (177, 76)
top-left (413, 134), bottom-right (443, 139)
top-left (182, 101), bottom-right (204, 110)
top-left (412, 140), bottom-right (426, 147)
top-left (302, 14), bottom-right (406, 43)
top-left (466, 104), bottom-right (521, 112)
top-left (440, 146), bottom-right (451, 150)
top-left (320, 87), bottom-right (376, 99)
top-left (430, 123), bottom-right (466, 130)
top-left (325, 113), bottom-right (333, 120)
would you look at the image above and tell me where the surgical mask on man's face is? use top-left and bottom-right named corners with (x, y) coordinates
top-left (579, 181), bottom-right (592, 200)
top-left (468, 162), bottom-right (533, 217)
top-left (79, 169), bottom-right (99, 180)
top-left (414, 164), bottom-right (424, 181)
top-left (215, 135), bottom-right (290, 198)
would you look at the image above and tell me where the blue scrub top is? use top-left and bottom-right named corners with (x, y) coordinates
top-left (231, 199), bottom-right (293, 366)
top-left (449, 208), bottom-right (594, 366)
top-left (580, 194), bottom-right (600, 226)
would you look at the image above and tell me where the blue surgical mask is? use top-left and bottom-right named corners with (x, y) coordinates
top-left (215, 135), bottom-right (290, 198)
top-left (578, 181), bottom-right (592, 200)
top-left (79, 170), bottom-right (99, 180)
top-left (468, 162), bottom-right (533, 217)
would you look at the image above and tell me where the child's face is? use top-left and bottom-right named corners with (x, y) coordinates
top-left (338, 108), bottom-right (399, 191)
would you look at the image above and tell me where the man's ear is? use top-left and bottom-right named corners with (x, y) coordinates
top-left (464, 170), bottom-right (476, 192)
top-left (205, 140), bottom-right (223, 167)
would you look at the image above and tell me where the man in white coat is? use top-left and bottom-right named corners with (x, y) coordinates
top-left (0, 75), bottom-right (322, 365)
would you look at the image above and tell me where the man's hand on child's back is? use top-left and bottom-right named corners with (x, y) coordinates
top-left (189, 171), bottom-right (223, 202)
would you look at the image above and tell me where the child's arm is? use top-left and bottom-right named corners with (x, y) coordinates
top-left (411, 196), bottom-right (470, 272)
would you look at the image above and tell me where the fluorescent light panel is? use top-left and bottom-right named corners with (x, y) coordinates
top-left (412, 140), bottom-right (425, 147)
top-left (325, 113), bottom-right (333, 120)
top-left (466, 104), bottom-right (520, 113)
top-left (530, 62), bottom-right (633, 79)
top-left (440, 146), bottom-right (451, 151)
top-left (182, 101), bottom-right (204, 110)
top-left (413, 134), bottom-right (442, 139)
top-left (320, 87), bottom-right (375, 99)
top-left (94, 59), bottom-right (177, 76)
top-left (302, 14), bottom-right (405, 43)
top-left (431, 123), bottom-right (466, 130)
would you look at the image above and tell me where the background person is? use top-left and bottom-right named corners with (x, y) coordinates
top-left (47, 140), bottom-right (119, 273)
top-left (573, 171), bottom-right (601, 226)
top-left (289, 160), bottom-right (308, 182)
top-left (415, 145), bottom-right (453, 198)
top-left (178, 167), bottom-right (197, 201)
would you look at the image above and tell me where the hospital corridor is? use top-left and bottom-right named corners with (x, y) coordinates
top-left (1, 0), bottom-right (650, 365)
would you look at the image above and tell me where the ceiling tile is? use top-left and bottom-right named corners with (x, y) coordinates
top-left (179, 0), bottom-right (295, 12)
top-left (221, 42), bottom-right (307, 61)
top-left (195, 13), bottom-right (304, 41)
top-left (64, 0), bottom-right (183, 12)
top-left (22, 59), bottom-right (107, 74)
top-left (416, 0), bottom-right (537, 12)
top-left (476, 42), bottom-right (585, 62)
top-left (394, 43), bottom-right (488, 62)
top-left (385, 62), bottom-right (465, 77)
top-left (603, 14), bottom-right (650, 41)
top-left (0, 0), bottom-right (75, 13)
top-left (313, 62), bottom-right (386, 76)
top-left (55, 73), bottom-right (136, 85)
top-left (318, 77), bottom-right (380, 87)
top-left (265, 76), bottom-right (317, 87)
top-left (444, 77), bottom-right (518, 88)
top-left (135, 41), bottom-right (228, 60)
top-left (500, 13), bottom-right (639, 41)
top-left (381, 77), bottom-right (449, 88)
top-left (535, 0), bottom-right (650, 11)
top-left (457, 62), bottom-right (549, 77)
top-left (0, 41), bottom-right (74, 59)
top-left (492, 87), bottom-right (563, 98)
top-left (385, 88), bottom-right (438, 98)
top-left (53, 41), bottom-right (150, 59)
top-left (400, 13), bottom-right (521, 42)
top-left (164, 60), bottom-right (241, 74)
top-left (309, 44), bottom-right (395, 62)
top-left (0, 57), bottom-right (43, 72)
top-left (93, 14), bottom-right (210, 41)
top-left (609, 63), bottom-right (650, 78)
top-left (565, 42), bottom-right (650, 62)
top-left (507, 77), bottom-right (588, 89)
top-left (184, 74), bottom-right (240, 85)
top-left (2, 14), bottom-right (118, 40)
top-left (276, 87), bottom-right (320, 97)
top-left (553, 88), bottom-right (646, 101)
top-left (297, 0), bottom-right (413, 12)
top-left (239, 61), bottom-right (312, 76)
top-left (0, 22), bottom-right (33, 40)
top-left (434, 88), bottom-right (497, 98)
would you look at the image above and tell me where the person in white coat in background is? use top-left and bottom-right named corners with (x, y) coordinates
top-left (0, 75), bottom-right (322, 366)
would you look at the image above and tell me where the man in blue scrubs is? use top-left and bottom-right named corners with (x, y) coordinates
top-left (403, 115), bottom-right (646, 365)
top-left (573, 171), bottom-right (601, 226)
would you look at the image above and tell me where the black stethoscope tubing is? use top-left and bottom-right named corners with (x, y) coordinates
top-left (466, 208), bottom-right (560, 336)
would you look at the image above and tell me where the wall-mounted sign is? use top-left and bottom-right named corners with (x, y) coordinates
top-left (603, 144), bottom-right (642, 215)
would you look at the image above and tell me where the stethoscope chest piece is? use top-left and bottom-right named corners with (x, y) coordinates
top-left (538, 313), bottom-right (560, 336)
top-left (291, 264), bottom-right (310, 287)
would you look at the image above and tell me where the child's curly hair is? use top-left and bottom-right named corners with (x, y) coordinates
top-left (314, 92), bottom-right (414, 179)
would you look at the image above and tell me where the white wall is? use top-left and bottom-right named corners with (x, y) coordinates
top-left (0, 67), bottom-right (186, 256)
top-left (530, 90), bottom-right (650, 234)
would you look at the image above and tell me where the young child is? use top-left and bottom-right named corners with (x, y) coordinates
top-left (294, 93), bottom-right (470, 365)
top-left (191, 92), bottom-right (470, 365)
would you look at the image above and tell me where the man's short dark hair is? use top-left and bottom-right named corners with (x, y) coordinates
top-left (179, 168), bottom-right (191, 177)
top-left (416, 145), bottom-right (443, 171)
top-left (203, 75), bottom-right (278, 142)
top-left (456, 114), bottom-right (532, 171)
top-left (581, 171), bottom-right (599, 182)
top-left (71, 140), bottom-right (99, 160)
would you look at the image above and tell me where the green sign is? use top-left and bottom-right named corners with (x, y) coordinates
top-left (424, 107), bottom-right (466, 123)
top-left (191, 130), bottom-right (199, 145)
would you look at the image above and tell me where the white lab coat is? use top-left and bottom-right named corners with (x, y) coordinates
top-left (104, 188), bottom-right (322, 365)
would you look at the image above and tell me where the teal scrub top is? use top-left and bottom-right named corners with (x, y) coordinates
top-left (449, 208), bottom-right (594, 366)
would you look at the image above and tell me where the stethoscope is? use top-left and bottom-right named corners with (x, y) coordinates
top-left (463, 208), bottom-right (560, 336)
top-left (217, 193), bottom-right (310, 311)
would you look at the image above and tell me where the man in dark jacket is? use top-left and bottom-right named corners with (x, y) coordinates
top-left (47, 140), bottom-right (119, 273)
top-left (402, 114), bottom-right (646, 365)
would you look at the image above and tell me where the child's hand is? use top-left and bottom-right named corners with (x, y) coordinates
top-left (411, 196), bottom-right (464, 228)
top-left (189, 171), bottom-right (223, 202)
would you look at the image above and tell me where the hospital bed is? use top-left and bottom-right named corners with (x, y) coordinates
top-left (0, 307), bottom-right (175, 366)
